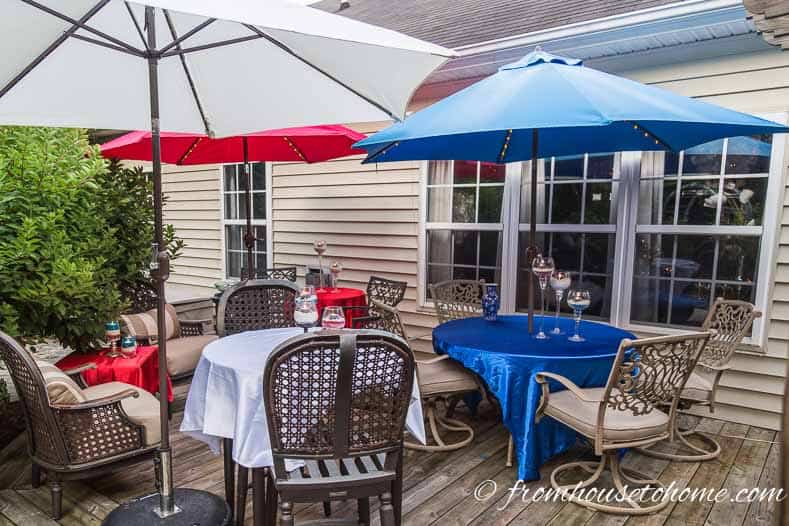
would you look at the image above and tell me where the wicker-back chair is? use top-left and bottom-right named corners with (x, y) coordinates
top-left (342, 275), bottom-right (409, 322)
top-left (0, 331), bottom-right (159, 519)
top-left (535, 332), bottom-right (710, 515)
top-left (639, 298), bottom-right (762, 462)
top-left (216, 279), bottom-right (300, 337)
top-left (241, 266), bottom-right (298, 282)
top-left (119, 279), bottom-right (159, 313)
top-left (429, 279), bottom-right (484, 324)
top-left (261, 330), bottom-right (415, 526)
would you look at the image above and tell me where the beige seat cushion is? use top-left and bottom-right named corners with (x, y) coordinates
top-left (121, 304), bottom-right (180, 341)
top-left (165, 334), bottom-right (218, 377)
top-left (416, 354), bottom-right (479, 397)
top-left (543, 387), bottom-right (669, 442)
top-left (82, 382), bottom-right (161, 446)
top-left (680, 371), bottom-right (713, 401)
top-left (34, 360), bottom-right (86, 405)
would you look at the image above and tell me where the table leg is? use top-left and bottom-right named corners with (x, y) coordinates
top-left (223, 438), bottom-right (235, 524)
top-left (393, 452), bottom-right (403, 526)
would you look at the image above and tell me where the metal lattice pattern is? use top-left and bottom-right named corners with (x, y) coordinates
top-left (218, 280), bottom-right (299, 336)
top-left (265, 332), bottom-right (413, 458)
top-left (607, 334), bottom-right (707, 416)
top-left (242, 266), bottom-right (298, 282)
top-left (54, 404), bottom-right (144, 464)
top-left (367, 276), bottom-right (408, 308)
top-left (119, 280), bottom-right (159, 313)
top-left (700, 299), bottom-right (760, 368)
top-left (0, 333), bottom-right (65, 466)
top-left (429, 280), bottom-right (484, 324)
top-left (353, 301), bottom-right (407, 340)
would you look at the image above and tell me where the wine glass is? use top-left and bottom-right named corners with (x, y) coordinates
top-left (531, 254), bottom-right (555, 339)
top-left (566, 289), bottom-right (591, 342)
top-left (313, 240), bottom-right (328, 291)
top-left (294, 295), bottom-right (319, 333)
top-left (549, 271), bottom-right (571, 334)
top-left (300, 285), bottom-right (317, 303)
top-left (329, 261), bottom-right (343, 293)
top-left (321, 305), bottom-right (346, 329)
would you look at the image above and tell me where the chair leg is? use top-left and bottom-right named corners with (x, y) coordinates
top-left (358, 498), bottom-right (370, 525)
top-left (31, 463), bottom-right (42, 489)
top-left (253, 468), bottom-right (267, 526)
top-left (265, 469), bottom-right (278, 526)
top-left (322, 501), bottom-right (332, 517)
top-left (393, 453), bottom-right (403, 526)
top-left (223, 438), bottom-right (235, 523)
top-left (636, 414), bottom-right (721, 462)
top-left (50, 480), bottom-right (62, 520)
top-left (379, 492), bottom-right (395, 526)
top-left (404, 398), bottom-right (474, 452)
top-left (236, 465), bottom-right (249, 526)
top-left (280, 501), bottom-right (294, 526)
top-left (506, 435), bottom-right (514, 467)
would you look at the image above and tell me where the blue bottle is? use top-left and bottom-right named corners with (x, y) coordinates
top-left (482, 283), bottom-right (500, 321)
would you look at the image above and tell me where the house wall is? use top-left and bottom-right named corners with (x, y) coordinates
top-left (163, 47), bottom-right (789, 429)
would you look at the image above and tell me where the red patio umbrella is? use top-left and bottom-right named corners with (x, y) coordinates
top-left (101, 125), bottom-right (366, 277)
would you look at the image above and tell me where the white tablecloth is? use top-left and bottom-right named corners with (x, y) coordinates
top-left (181, 328), bottom-right (426, 468)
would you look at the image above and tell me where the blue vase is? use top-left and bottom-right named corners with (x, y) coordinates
top-left (482, 283), bottom-right (500, 321)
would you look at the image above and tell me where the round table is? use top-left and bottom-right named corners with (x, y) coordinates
top-left (315, 287), bottom-right (366, 327)
top-left (181, 327), bottom-right (425, 469)
top-left (432, 315), bottom-right (634, 481)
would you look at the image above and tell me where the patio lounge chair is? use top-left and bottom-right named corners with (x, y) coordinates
top-left (0, 331), bottom-right (160, 520)
top-left (638, 298), bottom-right (762, 462)
top-left (535, 332), bottom-right (710, 515)
top-left (216, 279), bottom-right (300, 336)
top-left (260, 330), bottom-right (415, 526)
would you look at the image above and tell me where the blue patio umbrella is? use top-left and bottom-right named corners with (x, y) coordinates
top-left (354, 49), bottom-right (788, 331)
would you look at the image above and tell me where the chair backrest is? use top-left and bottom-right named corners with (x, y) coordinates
top-left (216, 279), bottom-right (300, 336)
top-left (263, 330), bottom-right (414, 476)
top-left (241, 266), bottom-right (298, 282)
top-left (353, 299), bottom-right (407, 340)
top-left (366, 276), bottom-right (408, 308)
top-left (119, 279), bottom-right (159, 313)
top-left (429, 279), bottom-right (484, 324)
top-left (598, 332), bottom-right (710, 443)
top-left (700, 298), bottom-right (761, 369)
top-left (0, 331), bottom-right (68, 467)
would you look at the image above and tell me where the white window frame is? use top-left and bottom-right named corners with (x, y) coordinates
top-left (219, 161), bottom-right (274, 279)
top-left (417, 114), bottom-right (787, 347)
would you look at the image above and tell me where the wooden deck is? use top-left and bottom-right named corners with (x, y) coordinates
top-left (0, 379), bottom-right (781, 526)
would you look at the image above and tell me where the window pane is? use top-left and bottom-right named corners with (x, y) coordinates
top-left (584, 234), bottom-right (613, 274)
top-left (683, 139), bottom-right (723, 175)
top-left (252, 163), bottom-right (266, 190)
top-left (253, 192), bottom-right (266, 220)
top-left (453, 160), bottom-right (477, 184)
top-left (638, 179), bottom-right (676, 225)
top-left (225, 225), bottom-right (242, 250)
top-left (584, 182), bottom-right (613, 224)
top-left (254, 225), bottom-right (267, 253)
top-left (676, 235), bottom-right (714, 280)
top-left (717, 236), bottom-right (759, 282)
top-left (551, 184), bottom-right (582, 223)
top-left (554, 155), bottom-right (584, 180)
top-left (478, 186), bottom-right (504, 223)
top-left (582, 274), bottom-right (611, 318)
top-left (224, 194), bottom-right (236, 220)
top-left (479, 231), bottom-right (502, 268)
top-left (664, 151), bottom-right (680, 176)
top-left (480, 162), bottom-right (505, 183)
top-left (725, 135), bottom-right (772, 174)
top-left (428, 161), bottom-right (452, 185)
top-left (427, 187), bottom-right (451, 222)
top-left (452, 230), bottom-right (478, 266)
top-left (519, 183), bottom-right (549, 224)
top-left (453, 266), bottom-right (477, 280)
top-left (427, 265), bottom-right (452, 291)
top-left (587, 153), bottom-right (614, 179)
top-left (720, 178), bottom-right (767, 226)
top-left (452, 187), bottom-right (476, 222)
top-left (676, 179), bottom-right (718, 225)
top-left (551, 232), bottom-right (582, 272)
top-left (715, 283), bottom-right (754, 303)
top-left (226, 251), bottom-right (242, 279)
top-left (223, 165), bottom-right (238, 191)
top-left (256, 253), bottom-right (267, 272)
top-left (630, 277), bottom-right (670, 325)
top-left (427, 230), bottom-right (451, 265)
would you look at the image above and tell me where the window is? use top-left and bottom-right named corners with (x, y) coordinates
top-left (222, 163), bottom-right (269, 279)
top-left (419, 120), bottom-right (783, 344)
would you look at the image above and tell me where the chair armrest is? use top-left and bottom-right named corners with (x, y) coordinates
top-left (52, 388), bottom-right (140, 411)
top-left (406, 331), bottom-right (434, 342)
top-left (180, 318), bottom-right (212, 336)
top-left (62, 362), bottom-right (96, 376)
top-left (535, 372), bottom-right (597, 402)
top-left (416, 354), bottom-right (449, 365)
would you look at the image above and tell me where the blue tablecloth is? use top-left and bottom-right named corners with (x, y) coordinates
top-left (432, 315), bottom-right (634, 481)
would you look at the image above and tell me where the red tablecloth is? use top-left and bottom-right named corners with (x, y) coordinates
top-left (316, 287), bottom-right (367, 327)
top-left (56, 345), bottom-right (173, 402)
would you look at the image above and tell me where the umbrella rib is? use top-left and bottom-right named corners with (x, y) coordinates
top-left (70, 33), bottom-right (144, 58)
top-left (163, 10), bottom-right (214, 136)
top-left (124, 1), bottom-right (147, 50)
top-left (283, 136), bottom-right (308, 163)
top-left (242, 24), bottom-right (401, 122)
top-left (0, 0), bottom-right (111, 101)
top-left (364, 141), bottom-right (400, 163)
top-left (159, 34), bottom-right (265, 58)
top-left (628, 121), bottom-right (672, 150)
top-left (158, 18), bottom-right (217, 56)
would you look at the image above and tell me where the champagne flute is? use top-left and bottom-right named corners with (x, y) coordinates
top-left (549, 271), bottom-right (571, 334)
top-left (531, 254), bottom-right (555, 339)
top-left (313, 239), bottom-right (327, 292)
top-left (321, 305), bottom-right (346, 329)
top-left (329, 261), bottom-right (343, 293)
top-left (294, 295), bottom-right (319, 333)
top-left (566, 289), bottom-right (591, 342)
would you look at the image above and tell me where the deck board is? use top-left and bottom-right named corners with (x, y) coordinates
top-left (0, 378), bottom-right (780, 526)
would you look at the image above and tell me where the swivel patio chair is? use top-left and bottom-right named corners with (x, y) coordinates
top-left (428, 279), bottom-right (484, 323)
top-left (217, 279), bottom-right (300, 336)
top-left (259, 330), bottom-right (415, 526)
top-left (353, 299), bottom-right (483, 452)
top-left (342, 275), bottom-right (409, 321)
top-left (535, 331), bottom-right (710, 515)
top-left (0, 331), bottom-right (160, 520)
top-left (638, 298), bottom-right (761, 462)
top-left (241, 266), bottom-right (298, 282)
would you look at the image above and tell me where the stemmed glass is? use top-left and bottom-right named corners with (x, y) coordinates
top-left (329, 262), bottom-right (343, 293)
top-left (313, 240), bottom-right (327, 292)
top-left (566, 289), bottom-right (591, 342)
top-left (321, 305), bottom-right (346, 329)
top-left (294, 295), bottom-right (319, 333)
top-left (531, 254), bottom-right (555, 339)
top-left (549, 271), bottom-right (571, 334)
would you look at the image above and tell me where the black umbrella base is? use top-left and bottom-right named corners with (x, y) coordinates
top-left (103, 489), bottom-right (230, 526)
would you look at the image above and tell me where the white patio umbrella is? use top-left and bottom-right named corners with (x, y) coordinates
top-left (0, 1), bottom-right (453, 523)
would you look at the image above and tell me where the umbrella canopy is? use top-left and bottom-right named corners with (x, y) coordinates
top-left (355, 50), bottom-right (788, 163)
top-left (0, 0), bottom-right (454, 136)
top-left (100, 125), bottom-right (366, 164)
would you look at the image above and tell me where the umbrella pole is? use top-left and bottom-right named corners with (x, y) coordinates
top-left (527, 129), bottom-right (539, 333)
top-left (243, 137), bottom-right (255, 279)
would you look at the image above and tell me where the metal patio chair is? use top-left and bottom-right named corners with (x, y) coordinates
top-left (241, 266), bottom-right (298, 282)
top-left (428, 279), bottom-right (484, 323)
top-left (216, 279), bottom-right (300, 337)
